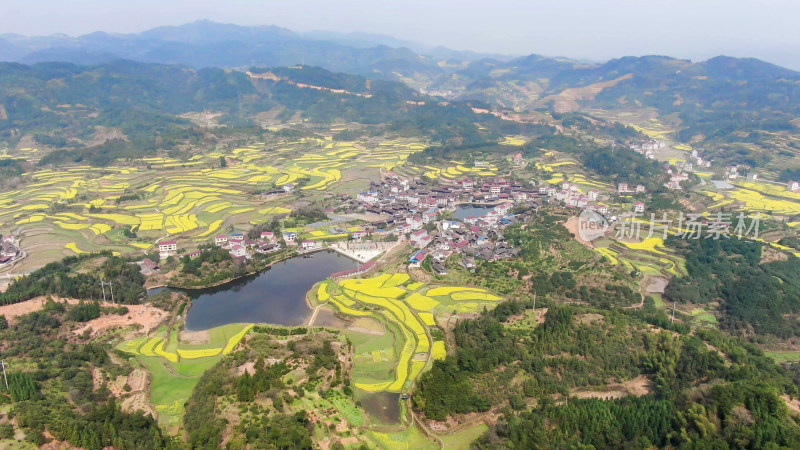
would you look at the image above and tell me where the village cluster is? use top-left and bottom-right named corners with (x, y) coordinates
top-left (140, 169), bottom-right (664, 275)
top-left (343, 176), bottom-right (542, 274)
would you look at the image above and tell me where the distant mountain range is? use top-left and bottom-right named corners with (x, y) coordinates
top-left (3, 21), bottom-right (798, 110)
top-left (0, 20), bottom-right (510, 81)
top-left (2, 20), bottom-right (800, 173)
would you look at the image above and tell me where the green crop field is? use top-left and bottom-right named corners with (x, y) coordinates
top-left (116, 322), bottom-right (253, 431)
top-left (367, 426), bottom-right (438, 450)
top-left (440, 423), bottom-right (490, 449)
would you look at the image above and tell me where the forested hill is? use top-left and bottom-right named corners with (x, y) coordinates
top-left (415, 301), bottom-right (800, 448)
top-left (0, 61), bottom-right (528, 166)
top-left (456, 54), bottom-right (800, 115)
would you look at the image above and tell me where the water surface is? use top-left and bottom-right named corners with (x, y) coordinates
top-left (183, 250), bottom-right (356, 331)
top-left (453, 204), bottom-right (494, 219)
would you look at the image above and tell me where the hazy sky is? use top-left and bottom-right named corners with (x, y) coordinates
top-left (3, 0), bottom-right (800, 69)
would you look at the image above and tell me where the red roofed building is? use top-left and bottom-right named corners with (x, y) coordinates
top-left (158, 240), bottom-right (177, 259)
top-left (230, 244), bottom-right (246, 258)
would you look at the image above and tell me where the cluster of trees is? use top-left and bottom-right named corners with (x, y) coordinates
top-left (665, 237), bottom-right (800, 337)
top-left (236, 359), bottom-right (289, 402)
top-left (171, 245), bottom-right (294, 289)
top-left (0, 253), bottom-right (146, 306)
top-left (780, 168), bottom-right (800, 182)
top-left (233, 412), bottom-right (313, 449)
top-left (0, 158), bottom-right (24, 178)
top-left (525, 133), bottom-right (663, 188)
top-left (247, 220), bottom-right (282, 240)
top-left (416, 304), bottom-right (648, 419)
top-left (65, 300), bottom-right (101, 322)
top-left (288, 206), bottom-right (329, 226)
top-left (582, 146), bottom-right (663, 188)
top-left (180, 245), bottom-right (233, 276)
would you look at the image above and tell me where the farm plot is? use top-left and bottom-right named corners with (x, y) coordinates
top-left (116, 323), bottom-right (253, 430)
top-left (591, 237), bottom-right (687, 281)
top-left (321, 275), bottom-right (502, 393)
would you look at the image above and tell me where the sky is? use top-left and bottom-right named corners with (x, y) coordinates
top-left (2, 0), bottom-right (800, 70)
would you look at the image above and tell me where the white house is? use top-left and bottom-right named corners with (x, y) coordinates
top-left (588, 190), bottom-right (599, 201)
top-left (215, 235), bottom-right (228, 246)
top-left (422, 211), bottom-right (438, 224)
top-left (788, 180), bottom-right (800, 192)
top-left (618, 183), bottom-right (629, 193)
top-left (357, 191), bottom-right (379, 204)
top-left (283, 232), bottom-right (298, 243)
top-left (633, 202), bottom-right (645, 213)
top-left (230, 244), bottom-right (247, 258)
top-left (410, 230), bottom-right (430, 247)
top-left (260, 231), bottom-right (275, 242)
top-left (495, 202), bottom-right (513, 215)
top-left (407, 216), bottom-right (423, 230)
top-left (158, 240), bottom-right (177, 253)
top-left (158, 240), bottom-right (177, 259)
top-left (301, 240), bottom-right (316, 250)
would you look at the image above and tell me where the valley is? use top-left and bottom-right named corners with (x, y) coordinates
top-left (2, 18), bottom-right (800, 450)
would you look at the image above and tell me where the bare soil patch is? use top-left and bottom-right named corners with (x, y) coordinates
top-left (571, 375), bottom-right (653, 400)
top-left (121, 391), bottom-right (156, 418)
top-left (74, 304), bottom-right (168, 337)
top-left (782, 395), bottom-right (800, 415)
top-left (92, 367), bottom-right (104, 391)
top-left (564, 216), bottom-right (594, 248)
top-left (180, 330), bottom-right (211, 345)
top-left (762, 246), bottom-right (790, 264)
top-left (535, 74), bottom-right (633, 113)
top-left (0, 296), bottom-right (168, 336)
top-left (236, 361), bottom-right (256, 376)
top-left (646, 276), bottom-right (669, 294)
top-left (127, 369), bottom-right (147, 392)
top-left (576, 313), bottom-right (605, 325)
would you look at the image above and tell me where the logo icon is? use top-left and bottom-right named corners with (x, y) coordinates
top-left (578, 210), bottom-right (609, 242)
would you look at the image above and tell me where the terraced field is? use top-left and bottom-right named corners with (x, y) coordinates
top-left (319, 275), bottom-right (502, 393)
top-left (592, 237), bottom-right (687, 279)
top-left (0, 135), bottom-right (427, 270)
